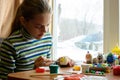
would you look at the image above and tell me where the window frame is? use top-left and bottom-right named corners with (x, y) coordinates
top-left (104, 0), bottom-right (119, 53)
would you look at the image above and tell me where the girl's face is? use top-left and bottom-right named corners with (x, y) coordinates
top-left (21, 13), bottom-right (51, 39)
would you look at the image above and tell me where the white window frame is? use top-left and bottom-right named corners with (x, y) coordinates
top-left (104, 0), bottom-right (119, 53)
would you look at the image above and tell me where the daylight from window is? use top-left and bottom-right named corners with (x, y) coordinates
top-left (54, 0), bottom-right (103, 62)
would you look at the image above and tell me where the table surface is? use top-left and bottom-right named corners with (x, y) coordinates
top-left (8, 67), bottom-right (120, 80)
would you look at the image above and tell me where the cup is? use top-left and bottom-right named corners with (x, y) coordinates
top-left (81, 64), bottom-right (90, 73)
top-left (49, 65), bottom-right (59, 74)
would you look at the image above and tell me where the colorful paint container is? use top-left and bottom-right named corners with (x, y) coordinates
top-left (49, 65), bottom-right (59, 74)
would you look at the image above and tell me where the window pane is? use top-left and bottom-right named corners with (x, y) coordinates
top-left (54, 0), bottom-right (103, 61)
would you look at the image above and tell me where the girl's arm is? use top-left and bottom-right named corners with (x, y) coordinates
top-left (0, 39), bottom-right (16, 79)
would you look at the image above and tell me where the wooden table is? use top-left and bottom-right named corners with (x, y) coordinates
top-left (8, 67), bottom-right (120, 80)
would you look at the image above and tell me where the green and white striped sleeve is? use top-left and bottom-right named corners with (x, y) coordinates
top-left (0, 39), bottom-right (16, 79)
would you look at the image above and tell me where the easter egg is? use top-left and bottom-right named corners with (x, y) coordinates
top-left (36, 67), bottom-right (45, 73)
top-left (107, 53), bottom-right (115, 64)
top-left (73, 65), bottom-right (81, 71)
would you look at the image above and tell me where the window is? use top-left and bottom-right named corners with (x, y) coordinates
top-left (52, 0), bottom-right (119, 62)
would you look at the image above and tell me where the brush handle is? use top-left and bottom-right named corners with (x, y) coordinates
top-left (30, 73), bottom-right (63, 77)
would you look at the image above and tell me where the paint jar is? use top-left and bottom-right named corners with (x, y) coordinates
top-left (49, 64), bottom-right (59, 74)
top-left (81, 64), bottom-right (90, 73)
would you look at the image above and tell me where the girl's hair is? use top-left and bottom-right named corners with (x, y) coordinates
top-left (11, 0), bottom-right (52, 34)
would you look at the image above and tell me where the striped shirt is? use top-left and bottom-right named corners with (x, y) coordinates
top-left (0, 28), bottom-right (52, 79)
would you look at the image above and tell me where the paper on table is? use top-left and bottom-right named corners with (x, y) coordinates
top-left (54, 75), bottom-right (108, 80)
top-left (80, 76), bottom-right (108, 80)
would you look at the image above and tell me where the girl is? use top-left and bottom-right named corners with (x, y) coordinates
top-left (0, 0), bottom-right (53, 79)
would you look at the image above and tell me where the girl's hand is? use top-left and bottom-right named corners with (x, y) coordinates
top-left (57, 56), bottom-right (75, 67)
top-left (68, 59), bottom-right (75, 67)
top-left (34, 56), bottom-right (53, 69)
